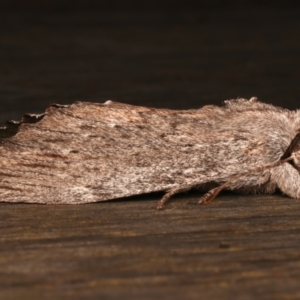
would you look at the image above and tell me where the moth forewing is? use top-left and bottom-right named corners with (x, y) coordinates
top-left (0, 98), bottom-right (300, 208)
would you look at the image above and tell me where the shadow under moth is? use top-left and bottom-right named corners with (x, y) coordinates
top-left (1, 97), bottom-right (300, 209)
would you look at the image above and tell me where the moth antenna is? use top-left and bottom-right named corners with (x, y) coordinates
top-left (281, 131), bottom-right (300, 160)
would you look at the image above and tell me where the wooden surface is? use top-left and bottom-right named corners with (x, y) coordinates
top-left (2, 7), bottom-right (300, 300)
top-left (2, 194), bottom-right (300, 299)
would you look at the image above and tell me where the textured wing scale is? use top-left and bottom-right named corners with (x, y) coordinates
top-left (0, 99), bottom-right (294, 204)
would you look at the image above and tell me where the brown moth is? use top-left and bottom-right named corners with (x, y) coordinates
top-left (0, 97), bottom-right (300, 209)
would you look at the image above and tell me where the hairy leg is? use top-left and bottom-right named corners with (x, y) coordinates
top-left (157, 158), bottom-right (293, 209)
top-left (157, 184), bottom-right (195, 209)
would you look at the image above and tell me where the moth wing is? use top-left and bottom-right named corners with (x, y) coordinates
top-left (0, 100), bottom-right (281, 203)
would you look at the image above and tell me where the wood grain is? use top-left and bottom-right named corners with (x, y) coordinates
top-left (1, 194), bottom-right (300, 299)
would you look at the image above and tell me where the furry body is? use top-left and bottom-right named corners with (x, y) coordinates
top-left (1, 97), bottom-right (300, 206)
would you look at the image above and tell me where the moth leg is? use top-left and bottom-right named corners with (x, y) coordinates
top-left (198, 172), bottom-right (248, 205)
top-left (199, 186), bottom-right (224, 205)
top-left (271, 163), bottom-right (300, 199)
top-left (157, 157), bottom-right (294, 209)
top-left (157, 185), bottom-right (193, 210)
top-left (198, 157), bottom-right (296, 205)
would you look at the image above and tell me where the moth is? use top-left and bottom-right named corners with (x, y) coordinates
top-left (1, 97), bottom-right (300, 209)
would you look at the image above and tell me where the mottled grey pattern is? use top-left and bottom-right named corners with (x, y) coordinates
top-left (1, 97), bottom-right (300, 207)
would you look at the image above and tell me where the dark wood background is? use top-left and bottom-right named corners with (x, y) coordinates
top-left (2, 2), bottom-right (300, 124)
top-left (2, 2), bottom-right (300, 299)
